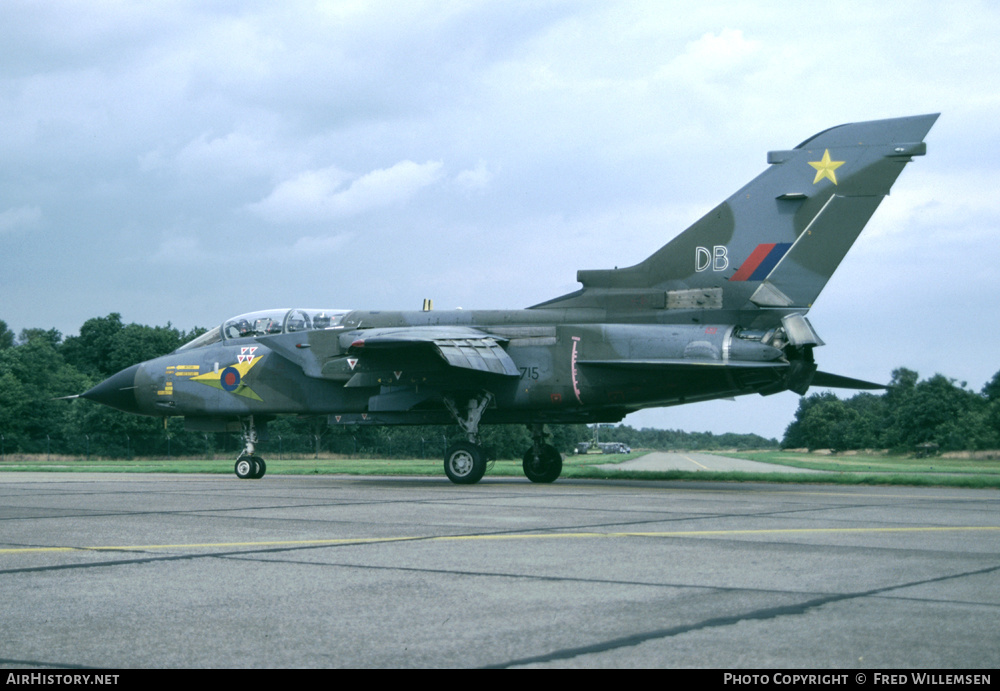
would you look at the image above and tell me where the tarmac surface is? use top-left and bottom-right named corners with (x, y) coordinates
top-left (1, 469), bottom-right (998, 669)
top-left (596, 451), bottom-right (826, 473)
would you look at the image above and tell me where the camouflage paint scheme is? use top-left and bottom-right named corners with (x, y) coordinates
top-left (83, 114), bottom-right (938, 483)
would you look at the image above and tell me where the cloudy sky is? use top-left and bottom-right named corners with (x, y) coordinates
top-left (3, 1), bottom-right (999, 438)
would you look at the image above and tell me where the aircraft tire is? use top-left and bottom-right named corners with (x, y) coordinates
top-left (522, 444), bottom-right (562, 483)
top-left (251, 457), bottom-right (267, 479)
top-left (235, 457), bottom-right (255, 479)
top-left (444, 442), bottom-right (486, 485)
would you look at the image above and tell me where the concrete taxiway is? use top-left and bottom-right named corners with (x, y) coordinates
top-left (1, 471), bottom-right (997, 668)
top-left (597, 451), bottom-right (826, 473)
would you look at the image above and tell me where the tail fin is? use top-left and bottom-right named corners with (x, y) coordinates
top-left (534, 114), bottom-right (938, 313)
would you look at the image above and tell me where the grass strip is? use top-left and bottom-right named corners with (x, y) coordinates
top-left (2, 453), bottom-right (1000, 488)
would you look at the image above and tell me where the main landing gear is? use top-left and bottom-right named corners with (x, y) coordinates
top-left (234, 416), bottom-right (266, 479)
top-left (440, 396), bottom-right (564, 485)
top-left (522, 423), bottom-right (562, 483)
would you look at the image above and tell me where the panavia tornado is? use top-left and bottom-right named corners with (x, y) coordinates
top-left (81, 114), bottom-right (938, 484)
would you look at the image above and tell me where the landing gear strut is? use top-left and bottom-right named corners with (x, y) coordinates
top-left (235, 416), bottom-right (266, 479)
top-left (442, 393), bottom-right (492, 484)
top-left (522, 423), bottom-right (562, 483)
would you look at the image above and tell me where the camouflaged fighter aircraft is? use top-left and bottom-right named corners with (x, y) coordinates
top-left (81, 114), bottom-right (938, 484)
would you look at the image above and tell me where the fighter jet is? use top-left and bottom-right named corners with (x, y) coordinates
top-left (81, 114), bottom-right (938, 484)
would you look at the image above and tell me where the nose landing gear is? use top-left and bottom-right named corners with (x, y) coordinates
top-left (442, 393), bottom-right (493, 484)
top-left (234, 416), bottom-right (266, 479)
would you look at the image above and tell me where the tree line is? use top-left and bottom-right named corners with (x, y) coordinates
top-left (783, 368), bottom-right (1000, 452)
top-left (0, 314), bottom-right (779, 460)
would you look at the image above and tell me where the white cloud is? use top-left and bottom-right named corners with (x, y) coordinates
top-left (863, 170), bottom-right (1000, 243)
top-left (169, 132), bottom-right (270, 174)
top-left (248, 160), bottom-right (444, 223)
top-left (667, 28), bottom-right (762, 79)
top-left (149, 235), bottom-right (205, 263)
top-left (281, 233), bottom-right (353, 258)
top-left (149, 231), bottom-right (353, 265)
top-left (0, 206), bottom-right (42, 234)
top-left (454, 160), bottom-right (492, 192)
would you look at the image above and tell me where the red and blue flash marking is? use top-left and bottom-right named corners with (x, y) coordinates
top-left (729, 243), bottom-right (792, 282)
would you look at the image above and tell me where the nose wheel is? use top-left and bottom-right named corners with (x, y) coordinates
top-left (444, 441), bottom-right (487, 484)
top-left (442, 393), bottom-right (493, 484)
top-left (234, 416), bottom-right (266, 479)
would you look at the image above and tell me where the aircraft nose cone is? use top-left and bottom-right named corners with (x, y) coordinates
top-left (81, 364), bottom-right (142, 414)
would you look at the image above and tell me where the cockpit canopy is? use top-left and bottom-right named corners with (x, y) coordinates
top-left (178, 308), bottom-right (350, 351)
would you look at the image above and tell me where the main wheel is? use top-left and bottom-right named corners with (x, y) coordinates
top-left (444, 442), bottom-right (487, 485)
top-left (251, 457), bottom-right (267, 479)
top-left (235, 456), bottom-right (255, 479)
top-left (523, 444), bottom-right (562, 483)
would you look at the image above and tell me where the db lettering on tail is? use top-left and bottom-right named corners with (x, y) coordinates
top-left (695, 245), bottom-right (729, 272)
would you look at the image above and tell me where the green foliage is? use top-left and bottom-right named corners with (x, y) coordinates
top-left (0, 320), bottom-right (14, 350)
top-left (0, 334), bottom-right (89, 451)
top-left (17, 327), bottom-right (62, 348)
top-left (547, 424), bottom-right (589, 453)
top-left (61, 313), bottom-right (194, 378)
top-left (982, 371), bottom-right (1000, 403)
top-left (784, 392), bottom-right (886, 450)
top-left (782, 368), bottom-right (1000, 452)
top-left (0, 314), bottom-right (205, 456)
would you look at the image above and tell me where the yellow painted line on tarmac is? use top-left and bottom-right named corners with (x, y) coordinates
top-left (681, 454), bottom-right (711, 470)
top-left (610, 526), bottom-right (1000, 538)
top-left (3, 526), bottom-right (999, 555)
top-left (0, 536), bottom-right (426, 554)
top-left (433, 526), bottom-right (1000, 541)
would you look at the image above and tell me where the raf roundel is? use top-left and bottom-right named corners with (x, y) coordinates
top-left (220, 366), bottom-right (241, 392)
